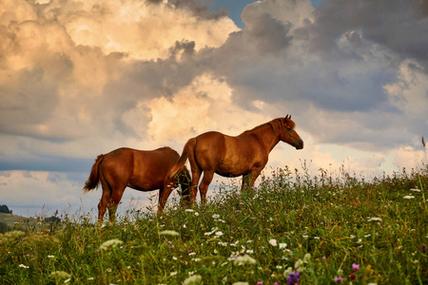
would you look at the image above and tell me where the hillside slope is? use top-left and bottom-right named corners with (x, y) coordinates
top-left (0, 167), bottom-right (427, 284)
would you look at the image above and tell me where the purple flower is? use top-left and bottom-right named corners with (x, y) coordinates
top-left (351, 263), bottom-right (360, 272)
top-left (334, 275), bottom-right (344, 284)
top-left (256, 281), bottom-right (263, 285)
top-left (287, 271), bottom-right (300, 285)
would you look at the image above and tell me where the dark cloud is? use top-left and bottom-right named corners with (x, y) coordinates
top-left (146, 0), bottom-right (227, 19)
top-left (305, 0), bottom-right (428, 68)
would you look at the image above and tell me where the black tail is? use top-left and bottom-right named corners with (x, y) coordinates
top-left (177, 166), bottom-right (191, 203)
top-left (83, 154), bottom-right (104, 192)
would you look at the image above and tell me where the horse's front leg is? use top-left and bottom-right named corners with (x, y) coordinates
top-left (241, 168), bottom-right (263, 192)
top-left (240, 174), bottom-right (251, 192)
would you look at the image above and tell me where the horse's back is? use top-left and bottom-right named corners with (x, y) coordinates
top-left (100, 147), bottom-right (179, 191)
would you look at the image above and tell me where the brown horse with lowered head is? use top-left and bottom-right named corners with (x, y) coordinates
top-left (83, 147), bottom-right (190, 222)
top-left (164, 115), bottom-right (303, 205)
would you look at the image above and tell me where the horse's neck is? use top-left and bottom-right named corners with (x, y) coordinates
top-left (246, 123), bottom-right (280, 153)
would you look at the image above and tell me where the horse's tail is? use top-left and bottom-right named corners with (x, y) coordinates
top-left (83, 154), bottom-right (104, 192)
top-left (165, 138), bottom-right (195, 184)
top-left (177, 166), bottom-right (191, 202)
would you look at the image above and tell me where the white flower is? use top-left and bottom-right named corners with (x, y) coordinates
top-left (232, 282), bottom-right (249, 285)
top-left (99, 239), bottom-right (123, 251)
top-left (194, 212), bottom-right (200, 216)
top-left (215, 231), bottom-right (224, 237)
top-left (159, 230), bottom-right (180, 237)
top-left (229, 254), bottom-right (257, 266)
top-left (182, 274), bottom-right (203, 285)
top-left (218, 241), bottom-right (228, 247)
top-left (302, 234), bottom-right (309, 239)
top-left (18, 264), bottom-right (29, 269)
top-left (246, 249), bottom-right (254, 254)
top-left (367, 283), bottom-right (377, 285)
top-left (279, 243), bottom-right (287, 249)
top-left (283, 266), bottom-right (293, 277)
top-left (87, 277), bottom-right (94, 281)
top-left (47, 255), bottom-right (55, 259)
top-left (188, 252), bottom-right (196, 256)
top-left (403, 195), bottom-right (415, 199)
top-left (212, 214), bottom-right (220, 219)
top-left (64, 278), bottom-right (71, 283)
top-left (303, 253), bottom-right (311, 263)
top-left (365, 234), bottom-right (371, 238)
top-left (367, 217), bottom-right (382, 222)
top-left (49, 271), bottom-right (71, 280)
top-left (170, 271), bottom-right (178, 276)
top-left (410, 188), bottom-right (421, 192)
top-left (269, 239), bottom-right (277, 247)
top-left (185, 209), bottom-right (194, 213)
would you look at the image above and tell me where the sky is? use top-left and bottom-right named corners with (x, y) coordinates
top-left (0, 0), bottom-right (427, 217)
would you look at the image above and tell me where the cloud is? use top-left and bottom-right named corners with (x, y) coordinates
top-left (1, 0), bottom-right (428, 215)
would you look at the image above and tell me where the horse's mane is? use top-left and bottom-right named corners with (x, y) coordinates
top-left (241, 117), bottom-right (295, 136)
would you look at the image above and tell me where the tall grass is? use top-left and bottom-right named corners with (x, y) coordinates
top-left (1, 166), bottom-right (427, 285)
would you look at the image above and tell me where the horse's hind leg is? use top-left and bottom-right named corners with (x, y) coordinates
top-left (199, 170), bottom-right (214, 205)
top-left (98, 179), bottom-right (111, 223)
top-left (107, 186), bottom-right (125, 223)
top-left (190, 167), bottom-right (202, 204)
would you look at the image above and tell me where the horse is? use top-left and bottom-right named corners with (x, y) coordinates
top-left (83, 147), bottom-right (191, 223)
top-left (164, 115), bottom-right (303, 205)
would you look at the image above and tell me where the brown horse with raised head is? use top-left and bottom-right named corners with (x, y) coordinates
top-left (164, 115), bottom-right (303, 205)
top-left (83, 147), bottom-right (190, 222)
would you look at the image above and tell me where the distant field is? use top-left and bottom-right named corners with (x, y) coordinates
top-left (1, 166), bottom-right (427, 284)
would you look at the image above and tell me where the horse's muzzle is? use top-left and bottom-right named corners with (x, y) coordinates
top-left (295, 140), bottom-right (304, 150)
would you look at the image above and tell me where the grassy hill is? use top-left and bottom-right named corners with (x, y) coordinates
top-left (0, 166), bottom-right (427, 284)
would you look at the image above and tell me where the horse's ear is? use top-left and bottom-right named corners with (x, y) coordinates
top-left (285, 114), bottom-right (291, 120)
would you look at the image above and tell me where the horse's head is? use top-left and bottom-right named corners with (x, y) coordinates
top-left (275, 115), bottom-right (304, 150)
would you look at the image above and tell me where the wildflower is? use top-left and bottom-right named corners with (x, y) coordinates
top-left (367, 217), bottom-right (382, 222)
top-left (246, 249), bottom-right (254, 254)
top-left (99, 239), bottom-right (123, 251)
top-left (184, 209), bottom-right (194, 213)
top-left (352, 263), bottom-right (360, 272)
top-left (273, 282), bottom-right (280, 285)
top-left (279, 243), bottom-right (287, 249)
top-left (64, 278), bottom-right (71, 283)
top-left (367, 283), bottom-right (377, 285)
top-left (349, 272), bottom-right (356, 281)
top-left (189, 252), bottom-right (196, 256)
top-left (410, 188), bottom-right (421, 192)
top-left (303, 253), bottom-right (311, 263)
top-left (170, 271), bottom-right (178, 276)
top-left (334, 275), bottom-right (344, 283)
top-left (47, 255), bottom-right (55, 259)
top-left (403, 195), bottom-right (415, 199)
top-left (159, 230), bottom-right (180, 237)
top-left (302, 234), bottom-right (309, 239)
top-left (256, 281), bottom-right (263, 285)
top-left (269, 239), bottom-right (278, 247)
top-left (229, 254), bottom-right (257, 266)
top-left (283, 267), bottom-right (293, 277)
top-left (215, 231), bottom-right (224, 237)
top-left (18, 264), bottom-right (29, 269)
top-left (49, 271), bottom-right (71, 280)
top-left (87, 277), bottom-right (94, 281)
top-left (182, 274), bottom-right (202, 285)
top-left (194, 212), bottom-right (200, 216)
top-left (212, 214), bottom-right (220, 219)
top-left (232, 282), bottom-right (249, 285)
top-left (286, 271), bottom-right (300, 285)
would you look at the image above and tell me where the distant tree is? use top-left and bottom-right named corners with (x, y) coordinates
top-left (0, 205), bottom-right (12, 214)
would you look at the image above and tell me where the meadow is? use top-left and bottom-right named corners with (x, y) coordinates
top-left (0, 165), bottom-right (427, 285)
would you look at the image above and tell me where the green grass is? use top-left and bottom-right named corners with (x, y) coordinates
top-left (1, 166), bottom-right (428, 285)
